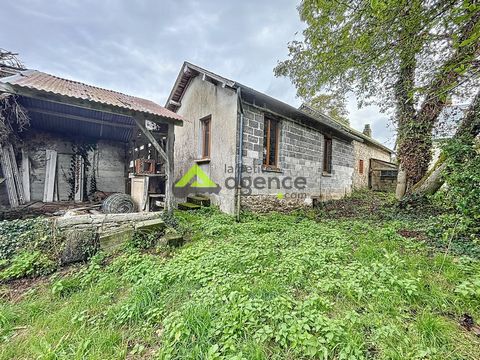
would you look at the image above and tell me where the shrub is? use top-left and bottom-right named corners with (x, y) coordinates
top-left (160, 211), bottom-right (179, 229)
top-left (441, 136), bottom-right (480, 240)
top-left (0, 218), bottom-right (56, 261)
top-left (0, 251), bottom-right (56, 281)
top-left (126, 231), bottom-right (160, 250)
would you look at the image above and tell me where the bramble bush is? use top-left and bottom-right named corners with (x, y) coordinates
top-left (434, 136), bottom-right (480, 246)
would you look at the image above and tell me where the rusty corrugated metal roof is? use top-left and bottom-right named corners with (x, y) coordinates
top-left (0, 69), bottom-right (184, 124)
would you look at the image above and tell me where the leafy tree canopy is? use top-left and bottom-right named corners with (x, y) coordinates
top-left (307, 93), bottom-right (350, 125)
top-left (276, 0), bottom-right (479, 187)
top-left (276, 0), bottom-right (479, 111)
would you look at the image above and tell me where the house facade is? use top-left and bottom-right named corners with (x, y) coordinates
top-left (167, 62), bottom-right (395, 214)
top-left (299, 105), bottom-right (395, 191)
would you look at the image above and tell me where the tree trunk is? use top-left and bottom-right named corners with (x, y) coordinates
top-left (396, 9), bottom-right (480, 195)
top-left (395, 165), bottom-right (407, 200)
top-left (409, 91), bottom-right (480, 197)
top-left (411, 158), bottom-right (446, 196)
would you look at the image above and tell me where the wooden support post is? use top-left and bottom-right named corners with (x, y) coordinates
top-left (166, 123), bottom-right (175, 212)
top-left (132, 117), bottom-right (168, 163)
top-left (133, 117), bottom-right (175, 212)
top-left (142, 176), bottom-right (149, 211)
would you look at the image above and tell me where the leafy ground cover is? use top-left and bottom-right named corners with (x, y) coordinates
top-left (0, 195), bottom-right (479, 359)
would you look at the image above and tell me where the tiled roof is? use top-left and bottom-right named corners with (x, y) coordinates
top-left (0, 68), bottom-right (183, 123)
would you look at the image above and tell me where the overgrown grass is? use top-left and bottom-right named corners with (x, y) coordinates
top-left (1, 206), bottom-right (479, 359)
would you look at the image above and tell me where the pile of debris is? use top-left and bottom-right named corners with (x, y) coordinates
top-left (0, 193), bottom-right (136, 221)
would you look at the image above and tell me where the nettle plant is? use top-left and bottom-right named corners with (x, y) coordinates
top-left (0, 218), bottom-right (59, 281)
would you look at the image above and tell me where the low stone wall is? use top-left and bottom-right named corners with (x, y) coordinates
top-left (55, 212), bottom-right (165, 264)
top-left (55, 212), bottom-right (162, 232)
top-left (241, 195), bottom-right (311, 214)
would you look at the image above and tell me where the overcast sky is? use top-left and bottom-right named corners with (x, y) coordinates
top-left (2, 0), bottom-right (395, 147)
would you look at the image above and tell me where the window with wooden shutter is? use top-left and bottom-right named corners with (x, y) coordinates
top-left (359, 159), bottom-right (364, 174)
top-left (263, 118), bottom-right (279, 168)
top-left (323, 136), bottom-right (332, 174)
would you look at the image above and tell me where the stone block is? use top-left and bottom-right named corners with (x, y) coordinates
top-left (60, 229), bottom-right (97, 265)
top-left (243, 126), bottom-right (254, 135)
top-left (246, 150), bottom-right (259, 159)
top-left (99, 227), bottom-right (134, 253)
top-left (134, 218), bottom-right (165, 233)
top-left (160, 228), bottom-right (185, 248)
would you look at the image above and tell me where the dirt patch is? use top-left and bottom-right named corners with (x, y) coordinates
top-left (460, 314), bottom-right (480, 337)
top-left (0, 264), bottom-right (81, 303)
top-left (397, 229), bottom-right (427, 240)
top-left (315, 192), bottom-right (393, 219)
top-left (0, 276), bottom-right (49, 303)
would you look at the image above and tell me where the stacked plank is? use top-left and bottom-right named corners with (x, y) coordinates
top-left (0, 143), bottom-right (25, 207)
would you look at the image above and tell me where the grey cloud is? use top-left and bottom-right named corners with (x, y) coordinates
top-left (2, 0), bottom-right (392, 147)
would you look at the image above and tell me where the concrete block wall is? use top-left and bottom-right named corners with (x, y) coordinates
top-left (320, 139), bottom-right (355, 200)
top-left (240, 104), bottom-right (355, 210)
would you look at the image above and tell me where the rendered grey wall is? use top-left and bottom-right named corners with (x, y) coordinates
top-left (174, 76), bottom-right (238, 214)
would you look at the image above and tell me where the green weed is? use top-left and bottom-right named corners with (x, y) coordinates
top-left (0, 209), bottom-right (479, 359)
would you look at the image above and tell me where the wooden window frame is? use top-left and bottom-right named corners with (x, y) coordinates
top-left (323, 136), bottom-right (333, 175)
top-left (263, 117), bottom-right (280, 169)
top-left (200, 116), bottom-right (211, 159)
top-left (359, 159), bottom-right (364, 175)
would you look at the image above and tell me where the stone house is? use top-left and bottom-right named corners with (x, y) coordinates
top-left (166, 62), bottom-right (395, 214)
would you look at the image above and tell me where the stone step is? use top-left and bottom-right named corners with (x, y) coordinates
top-left (178, 202), bottom-right (201, 210)
top-left (187, 195), bottom-right (211, 207)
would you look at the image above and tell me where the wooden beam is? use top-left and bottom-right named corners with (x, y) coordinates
top-left (74, 155), bottom-right (84, 203)
top-left (21, 149), bottom-right (31, 202)
top-left (27, 108), bottom-right (135, 129)
top-left (8, 144), bottom-right (25, 205)
top-left (133, 117), bottom-right (168, 163)
top-left (0, 146), bottom-right (19, 207)
top-left (165, 123), bottom-right (175, 212)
